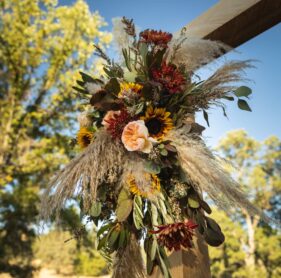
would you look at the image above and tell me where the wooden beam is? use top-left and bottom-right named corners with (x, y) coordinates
top-left (182, 0), bottom-right (281, 48)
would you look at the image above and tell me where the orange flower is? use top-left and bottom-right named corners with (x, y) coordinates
top-left (121, 120), bottom-right (156, 153)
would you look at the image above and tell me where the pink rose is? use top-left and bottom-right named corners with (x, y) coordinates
top-left (121, 120), bottom-right (155, 153)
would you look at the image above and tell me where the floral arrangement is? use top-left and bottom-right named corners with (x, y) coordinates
top-left (41, 17), bottom-right (266, 278)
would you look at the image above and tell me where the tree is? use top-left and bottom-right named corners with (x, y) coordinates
top-left (210, 130), bottom-right (281, 277)
top-left (0, 0), bottom-right (111, 276)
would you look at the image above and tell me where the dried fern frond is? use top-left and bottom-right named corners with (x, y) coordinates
top-left (188, 60), bottom-right (254, 111)
top-left (166, 36), bottom-right (231, 71)
top-left (40, 131), bottom-right (126, 220)
top-left (168, 129), bottom-right (270, 223)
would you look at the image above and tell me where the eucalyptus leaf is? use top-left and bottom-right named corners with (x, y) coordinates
top-left (199, 200), bottom-right (212, 214)
top-left (188, 197), bottom-right (200, 209)
top-left (150, 238), bottom-right (157, 261)
top-left (206, 217), bottom-right (222, 233)
top-left (160, 149), bottom-right (168, 156)
top-left (108, 229), bottom-right (120, 249)
top-left (238, 99), bottom-right (252, 111)
top-left (97, 223), bottom-right (112, 238)
top-left (158, 249), bottom-right (172, 278)
top-left (104, 78), bottom-right (120, 95)
top-left (222, 95), bottom-right (234, 101)
top-left (204, 227), bottom-right (225, 247)
top-left (97, 235), bottom-right (107, 250)
top-left (151, 203), bottom-right (158, 226)
top-left (118, 230), bottom-right (126, 248)
top-left (234, 86), bottom-right (252, 98)
top-left (144, 161), bottom-right (161, 174)
top-left (146, 255), bottom-right (154, 275)
top-left (116, 199), bottom-right (133, 222)
top-left (89, 201), bottom-right (102, 217)
top-left (203, 110), bottom-right (210, 127)
top-left (116, 188), bottom-right (133, 222)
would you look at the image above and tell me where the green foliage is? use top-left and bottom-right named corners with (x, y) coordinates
top-left (0, 0), bottom-right (111, 276)
top-left (33, 230), bottom-right (109, 277)
top-left (210, 130), bottom-right (281, 277)
top-left (74, 249), bottom-right (108, 276)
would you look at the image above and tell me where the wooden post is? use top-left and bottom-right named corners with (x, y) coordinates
top-left (149, 232), bottom-right (211, 278)
top-left (148, 1), bottom-right (281, 277)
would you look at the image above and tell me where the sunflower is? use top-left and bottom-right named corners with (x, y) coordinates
top-left (77, 127), bottom-right (94, 149)
top-left (127, 174), bottom-right (160, 198)
top-left (119, 82), bottom-right (143, 98)
top-left (141, 106), bottom-right (173, 140)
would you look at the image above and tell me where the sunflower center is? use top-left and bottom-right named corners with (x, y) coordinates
top-left (83, 135), bottom-right (91, 146)
top-left (146, 118), bottom-right (163, 135)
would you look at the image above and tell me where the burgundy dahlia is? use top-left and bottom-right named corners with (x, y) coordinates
top-left (140, 29), bottom-right (172, 47)
top-left (102, 109), bottom-right (133, 139)
top-left (150, 220), bottom-right (198, 251)
top-left (152, 62), bottom-right (186, 94)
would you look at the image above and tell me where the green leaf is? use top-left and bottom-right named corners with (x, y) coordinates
top-left (76, 80), bottom-right (85, 88)
top-left (79, 71), bottom-right (96, 83)
top-left (140, 82), bottom-right (153, 100)
top-left (133, 195), bottom-right (144, 230)
top-left (151, 203), bottom-right (158, 226)
top-left (116, 188), bottom-right (133, 222)
top-left (108, 229), bottom-right (120, 249)
top-left (97, 235), bottom-right (107, 250)
top-left (104, 78), bottom-right (120, 95)
top-left (203, 110), bottom-right (210, 127)
top-left (199, 200), bottom-right (212, 214)
top-left (204, 217), bottom-right (225, 246)
top-left (205, 217), bottom-right (222, 233)
top-left (146, 256), bottom-right (154, 275)
top-left (122, 48), bottom-right (132, 71)
top-left (222, 95), bottom-right (234, 101)
top-left (150, 238), bottom-right (157, 261)
top-left (160, 149), bottom-right (168, 156)
top-left (234, 86), bottom-right (252, 98)
top-left (118, 230), bottom-right (126, 248)
top-left (188, 197), bottom-right (200, 209)
top-left (97, 223), bottom-right (112, 238)
top-left (89, 201), bottom-right (102, 217)
top-left (238, 99), bottom-right (252, 111)
top-left (222, 107), bottom-right (228, 118)
top-left (72, 86), bottom-right (89, 95)
top-left (157, 249), bottom-right (172, 278)
top-left (139, 42), bottom-right (148, 65)
top-left (204, 227), bottom-right (225, 247)
top-left (144, 161), bottom-right (161, 174)
top-left (116, 199), bottom-right (132, 222)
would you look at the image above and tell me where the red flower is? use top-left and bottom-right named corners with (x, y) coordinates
top-left (102, 110), bottom-right (133, 139)
top-left (152, 63), bottom-right (186, 94)
top-left (140, 29), bottom-right (172, 47)
top-left (150, 220), bottom-right (198, 251)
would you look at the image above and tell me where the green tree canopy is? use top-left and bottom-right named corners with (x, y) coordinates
top-left (0, 0), bottom-right (111, 276)
top-left (210, 130), bottom-right (281, 278)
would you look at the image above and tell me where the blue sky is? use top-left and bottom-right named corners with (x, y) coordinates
top-left (62, 0), bottom-right (281, 147)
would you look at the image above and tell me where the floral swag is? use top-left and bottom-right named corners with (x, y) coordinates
top-left (41, 17), bottom-right (268, 278)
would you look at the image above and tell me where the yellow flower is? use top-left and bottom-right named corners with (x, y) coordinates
top-left (119, 82), bottom-right (143, 98)
top-left (141, 106), bottom-right (173, 140)
top-left (127, 174), bottom-right (160, 198)
top-left (77, 127), bottom-right (94, 149)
